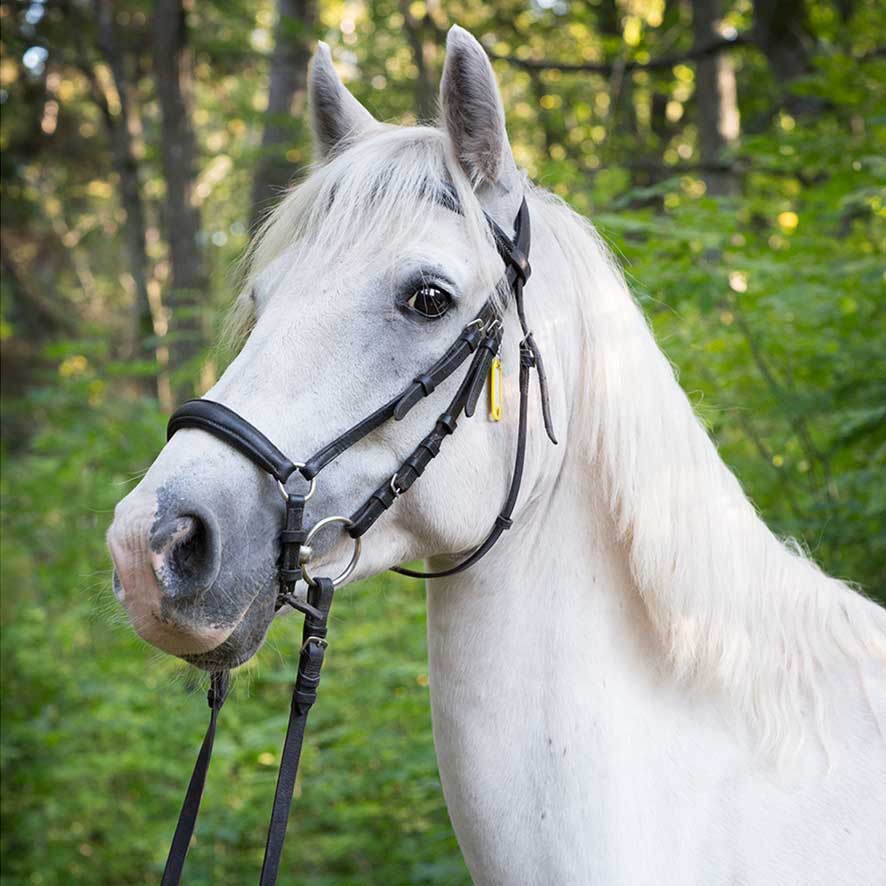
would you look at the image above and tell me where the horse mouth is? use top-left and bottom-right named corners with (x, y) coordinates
top-left (111, 547), bottom-right (278, 669)
top-left (181, 594), bottom-right (278, 670)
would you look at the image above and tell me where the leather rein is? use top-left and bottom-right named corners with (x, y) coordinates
top-left (160, 194), bottom-right (555, 884)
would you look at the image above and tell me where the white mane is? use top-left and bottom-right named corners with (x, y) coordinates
top-left (528, 186), bottom-right (886, 750)
top-left (232, 127), bottom-right (886, 749)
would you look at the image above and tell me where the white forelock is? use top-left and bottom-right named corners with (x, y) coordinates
top-left (226, 125), bottom-right (507, 349)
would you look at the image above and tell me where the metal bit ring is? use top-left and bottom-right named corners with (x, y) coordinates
top-left (300, 515), bottom-right (362, 588)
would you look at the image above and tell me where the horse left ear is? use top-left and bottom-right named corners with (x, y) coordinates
top-left (439, 25), bottom-right (517, 187)
top-left (309, 42), bottom-right (379, 159)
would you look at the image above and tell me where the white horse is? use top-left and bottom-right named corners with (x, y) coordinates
top-left (108, 26), bottom-right (886, 885)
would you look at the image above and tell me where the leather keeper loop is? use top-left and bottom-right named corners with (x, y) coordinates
top-left (423, 437), bottom-right (442, 457)
top-left (463, 327), bottom-right (484, 351)
top-left (375, 488), bottom-right (396, 509)
top-left (438, 414), bottom-right (457, 435)
top-left (495, 514), bottom-right (514, 530)
top-left (414, 373), bottom-right (435, 396)
top-left (293, 689), bottom-right (317, 708)
top-left (508, 248), bottom-right (531, 283)
top-left (404, 451), bottom-right (431, 478)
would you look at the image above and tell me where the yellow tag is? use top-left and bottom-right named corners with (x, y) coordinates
top-left (489, 356), bottom-right (502, 421)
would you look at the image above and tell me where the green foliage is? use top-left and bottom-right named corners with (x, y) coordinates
top-left (1, 0), bottom-right (884, 882)
top-left (1, 367), bottom-right (466, 884)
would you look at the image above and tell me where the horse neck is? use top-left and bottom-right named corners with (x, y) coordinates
top-left (425, 437), bottom-right (677, 880)
top-left (426, 440), bottom-right (649, 702)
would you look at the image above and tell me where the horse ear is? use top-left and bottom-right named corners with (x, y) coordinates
top-left (439, 25), bottom-right (516, 187)
top-left (309, 42), bottom-right (378, 159)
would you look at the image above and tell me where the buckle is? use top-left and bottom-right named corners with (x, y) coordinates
top-left (519, 337), bottom-right (536, 368)
top-left (301, 635), bottom-right (329, 653)
top-left (389, 474), bottom-right (404, 497)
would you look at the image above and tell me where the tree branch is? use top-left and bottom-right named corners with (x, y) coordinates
top-left (488, 32), bottom-right (751, 74)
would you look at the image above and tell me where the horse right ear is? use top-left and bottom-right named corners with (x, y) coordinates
top-left (308, 42), bottom-right (379, 159)
top-left (439, 25), bottom-right (516, 187)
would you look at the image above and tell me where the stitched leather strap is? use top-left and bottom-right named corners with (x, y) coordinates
top-left (464, 326), bottom-right (503, 418)
top-left (161, 671), bottom-right (229, 886)
top-left (300, 299), bottom-right (496, 479)
top-left (391, 307), bottom-right (494, 420)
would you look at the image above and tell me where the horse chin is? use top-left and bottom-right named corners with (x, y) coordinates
top-left (181, 588), bottom-right (279, 671)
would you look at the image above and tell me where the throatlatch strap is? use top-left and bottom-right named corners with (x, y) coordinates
top-left (260, 577), bottom-right (335, 886)
top-left (161, 670), bottom-right (229, 886)
top-left (392, 337), bottom-right (534, 580)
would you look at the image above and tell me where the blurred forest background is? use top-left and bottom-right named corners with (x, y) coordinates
top-left (1, 0), bottom-right (884, 882)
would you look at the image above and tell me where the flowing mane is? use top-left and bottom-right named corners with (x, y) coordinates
top-left (231, 125), bottom-right (886, 749)
top-left (528, 186), bottom-right (886, 750)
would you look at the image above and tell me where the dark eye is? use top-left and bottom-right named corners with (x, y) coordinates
top-left (405, 284), bottom-right (452, 319)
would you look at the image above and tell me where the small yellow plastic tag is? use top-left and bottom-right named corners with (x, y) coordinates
top-left (489, 356), bottom-right (502, 421)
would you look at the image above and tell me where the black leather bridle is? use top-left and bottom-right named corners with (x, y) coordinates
top-left (160, 194), bottom-right (556, 885)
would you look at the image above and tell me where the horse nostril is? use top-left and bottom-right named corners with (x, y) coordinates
top-left (150, 513), bottom-right (218, 601)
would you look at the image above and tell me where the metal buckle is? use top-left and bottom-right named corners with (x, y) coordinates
top-left (276, 463), bottom-right (317, 502)
top-left (389, 474), bottom-right (404, 497)
top-left (300, 515), bottom-right (362, 588)
top-left (301, 635), bottom-right (329, 653)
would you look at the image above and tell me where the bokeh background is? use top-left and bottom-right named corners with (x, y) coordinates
top-left (1, 0), bottom-right (884, 882)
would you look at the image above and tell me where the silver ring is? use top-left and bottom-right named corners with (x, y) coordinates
top-left (276, 463), bottom-right (316, 502)
top-left (300, 515), bottom-right (362, 588)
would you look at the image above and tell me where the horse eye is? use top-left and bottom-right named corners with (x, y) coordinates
top-left (405, 284), bottom-right (452, 319)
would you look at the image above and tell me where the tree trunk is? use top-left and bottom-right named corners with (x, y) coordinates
top-left (752, 0), bottom-right (818, 115)
top-left (153, 0), bottom-right (207, 399)
top-left (91, 0), bottom-right (157, 395)
top-left (0, 238), bottom-right (75, 340)
top-left (691, 0), bottom-right (739, 195)
top-left (249, 0), bottom-right (317, 230)
top-left (752, 0), bottom-right (812, 83)
top-left (650, 0), bottom-right (682, 144)
top-left (400, 0), bottom-right (437, 122)
top-left (597, 0), bottom-right (642, 181)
